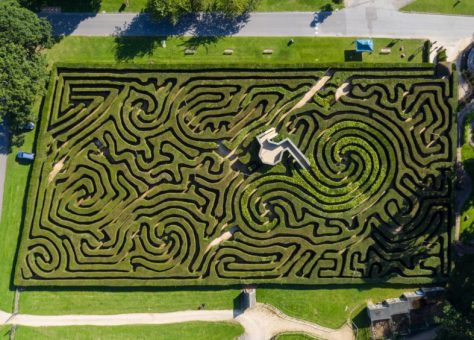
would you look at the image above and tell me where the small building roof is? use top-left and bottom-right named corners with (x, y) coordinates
top-left (384, 298), bottom-right (410, 315)
top-left (367, 302), bottom-right (391, 321)
top-left (356, 39), bottom-right (374, 52)
top-left (421, 286), bottom-right (445, 299)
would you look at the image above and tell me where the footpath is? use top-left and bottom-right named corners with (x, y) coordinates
top-left (0, 303), bottom-right (353, 340)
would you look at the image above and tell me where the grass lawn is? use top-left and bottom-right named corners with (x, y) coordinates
top-left (402, 0), bottom-right (474, 16)
top-left (259, 285), bottom-right (418, 328)
top-left (14, 322), bottom-right (244, 340)
top-left (461, 110), bottom-right (474, 238)
top-left (43, 0), bottom-right (343, 12)
top-left (256, 0), bottom-right (343, 11)
top-left (41, 0), bottom-right (145, 12)
top-left (275, 333), bottom-right (316, 339)
top-left (19, 287), bottom-right (240, 315)
top-left (0, 327), bottom-right (10, 340)
top-left (100, 0), bottom-right (146, 12)
top-left (0, 104), bottom-right (38, 312)
top-left (45, 36), bottom-right (426, 65)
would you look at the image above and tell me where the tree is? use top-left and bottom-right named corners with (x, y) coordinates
top-left (214, 0), bottom-right (257, 16)
top-left (435, 251), bottom-right (474, 340)
top-left (447, 253), bottom-right (474, 319)
top-left (147, 0), bottom-right (193, 24)
top-left (0, 0), bottom-right (52, 52)
top-left (0, 0), bottom-right (51, 145)
top-left (0, 43), bottom-right (47, 135)
top-left (435, 304), bottom-right (474, 339)
top-left (147, 0), bottom-right (257, 23)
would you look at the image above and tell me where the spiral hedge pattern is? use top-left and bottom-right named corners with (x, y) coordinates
top-left (15, 66), bottom-right (456, 286)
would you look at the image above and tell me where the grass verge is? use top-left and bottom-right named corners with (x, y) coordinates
top-left (14, 322), bottom-right (244, 340)
top-left (0, 105), bottom-right (37, 312)
top-left (45, 36), bottom-right (427, 66)
top-left (461, 110), bottom-right (474, 237)
top-left (41, 0), bottom-right (343, 12)
top-left (401, 0), bottom-right (474, 16)
top-left (256, 0), bottom-right (343, 11)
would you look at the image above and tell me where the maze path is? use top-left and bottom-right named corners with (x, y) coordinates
top-left (15, 66), bottom-right (456, 286)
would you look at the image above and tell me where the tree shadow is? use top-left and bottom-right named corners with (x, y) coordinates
top-left (233, 292), bottom-right (243, 317)
top-left (446, 252), bottom-right (474, 321)
top-left (344, 50), bottom-right (362, 62)
top-left (364, 173), bottom-right (453, 283)
top-left (115, 36), bottom-right (162, 62)
top-left (352, 307), bottom-right (372, 339)
top-left (39, 13), bottom-right (98, 36)
top-left (113, 13), bottom-right (183, 61)
top-left (28, 0), bottom-right (102, 12)
top-left (310, 10), bottom-right (333, 28)
top-left (0, 123), bottom-right (10, 156)
top-left (114, 12), bottom-right (249, 61)
top-left (183, 12), bottom-right (249, 50)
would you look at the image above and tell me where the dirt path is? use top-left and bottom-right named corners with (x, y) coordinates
top-left (335, 80), bottom-right (352, 101)
top-left (4, 310), bottom-right (234, 327)
top-left (292, 72), bottom-right (333, 111)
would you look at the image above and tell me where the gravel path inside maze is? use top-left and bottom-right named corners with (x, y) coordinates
top-left (15, 66), bottom-right (456, 286)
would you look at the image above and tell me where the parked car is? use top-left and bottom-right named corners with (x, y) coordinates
top-left (17, 152), bottom-right (34, 161)
top-left (22, 122), bottom-right (35, 131)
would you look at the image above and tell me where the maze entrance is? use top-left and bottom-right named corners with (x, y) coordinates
top-left (15, 66), bottom-right (456, 286)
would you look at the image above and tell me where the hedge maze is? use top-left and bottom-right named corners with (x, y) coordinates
top-left (15, 65), bottom-right (456, 286)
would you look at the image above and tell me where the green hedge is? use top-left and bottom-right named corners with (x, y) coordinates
top-left (14, 64), bottom-right (456, 287)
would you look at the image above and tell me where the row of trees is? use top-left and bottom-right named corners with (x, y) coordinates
top-left (147, 0), bottom-right (258, 24)
top-left (0, 0), bottom-right (52, 146)
top-left (435, 251), bottom-right (474, 339)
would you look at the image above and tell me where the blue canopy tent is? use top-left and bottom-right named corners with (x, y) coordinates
top-left (355, 39), bottom-right (374, 53)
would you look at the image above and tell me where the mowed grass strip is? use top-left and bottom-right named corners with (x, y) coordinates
top-left (0, 102), bottom-right (38, 312)
top-left (461, 111), bottom-right (474, 237)
top-left (40, 0), bottom-right (342, 13)
top-left (14, 322), bottom-right (244, 340)
top-left (45, 36), bottom-right (426, 66)
top-left (401, 0), bottom-right (474, 16)
top-left (256, 0), bottom-right (343, 11)
top-left (19, 287), bottom-right (241, 315)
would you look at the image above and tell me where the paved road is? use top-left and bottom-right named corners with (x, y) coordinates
top-left (41, 4), bottom-right (474, 41)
